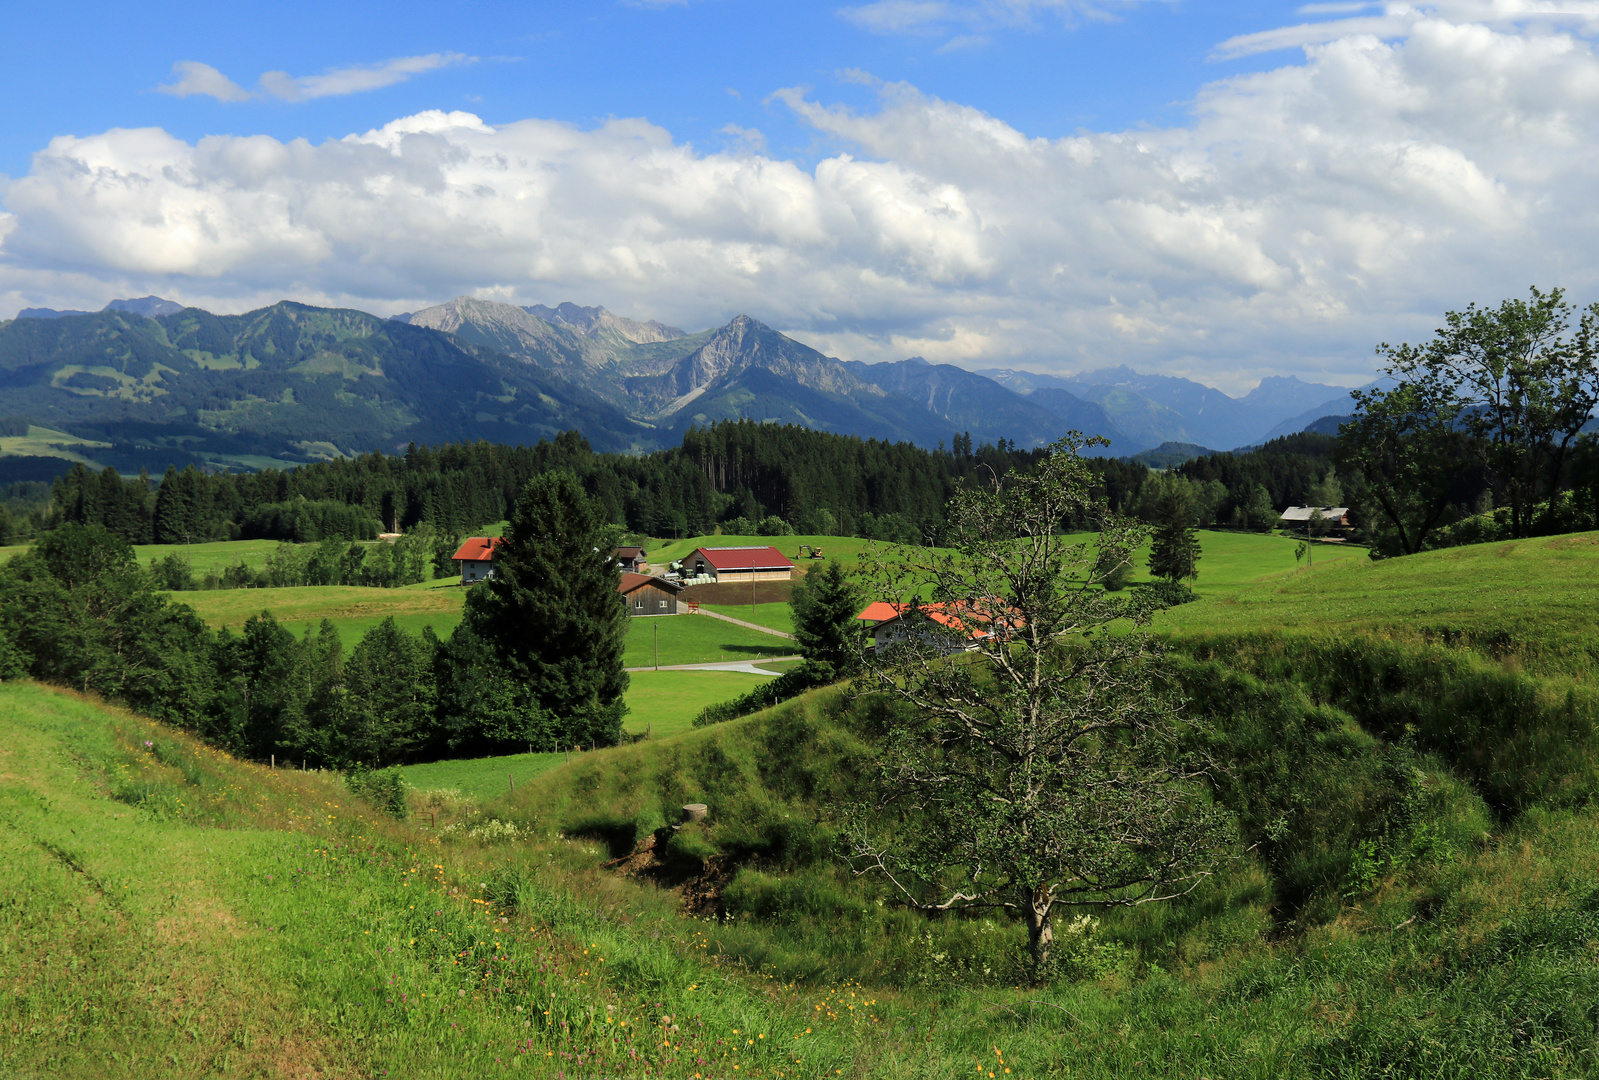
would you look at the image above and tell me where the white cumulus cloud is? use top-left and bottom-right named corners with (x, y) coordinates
top-left (9, 10), bottom-right (1599, 391)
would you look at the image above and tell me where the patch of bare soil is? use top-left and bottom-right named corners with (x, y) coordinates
top-left (605, 831), bottom-right (739, 917)
top-left (680, 581), bottom-right (794, 605)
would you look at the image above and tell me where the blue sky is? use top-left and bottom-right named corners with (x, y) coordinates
top-left (0, 1), bottom-right (1303, 175)
top-left (4, 1), bottom-right (1599, 391)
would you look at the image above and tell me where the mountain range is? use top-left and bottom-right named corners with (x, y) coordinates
top-left (0, 295), bottom-right (1361, 474)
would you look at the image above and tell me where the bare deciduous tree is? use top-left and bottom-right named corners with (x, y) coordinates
top-left (847, 436), bottom-right (1235, 978)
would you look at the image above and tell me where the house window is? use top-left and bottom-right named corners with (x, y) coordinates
top-left (658, 600), bottom-right (667, 609)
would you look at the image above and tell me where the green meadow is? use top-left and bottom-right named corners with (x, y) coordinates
top-left (696, 601), bottom-right (796, 635)
top-left (175, 584), bottom-right (468, 648)
top-left (135, 538), bottom-right (290, 577)
top-left (401, 671), bottom-right (777, 799)
top-left (1156, 530), bottom-right (1599, 666)
top-left (12, 529), bottom-right (1599, 1076)
top-left (619, 613), bottom-right (792, 668)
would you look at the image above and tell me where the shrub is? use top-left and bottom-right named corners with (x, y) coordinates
top-left (693, 662), bottom-right (830, 727)
top-left (149, 553), bottom-right (196, 591)
top-left (345, 765), bottom-right (408, 818)
top-left (1142, 579), bottom-right (1197, 607)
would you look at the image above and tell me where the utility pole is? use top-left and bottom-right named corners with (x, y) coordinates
top-left (654, 619), bottom-right (659, 671)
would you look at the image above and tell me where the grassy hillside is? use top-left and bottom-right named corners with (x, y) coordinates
top-left (466, 529), bottom-right (1599, 1076)
top-left (475, 659), bottom-right (1599, 1077)
top-left (0, 423), bottom-right (111, 465)
top-left (1156, 530), bottom-right (1599, 667)
top-left (14, 529), bottom-right (1599, 1076)
top-left (0, 682), bottom-right (901, 1078)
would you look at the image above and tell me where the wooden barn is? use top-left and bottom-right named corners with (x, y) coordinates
top-left (619, 572), bottom-right (683, 616)
top-left (686, 546), bottom-right (795, 583)
top-left (614, 546), bottom-right (649, 572)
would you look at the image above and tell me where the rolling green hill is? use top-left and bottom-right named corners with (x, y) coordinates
top-left (12, 529), bottom-right (1599, 1076)
top-left (1155, 530), bottom-right (1599, 666)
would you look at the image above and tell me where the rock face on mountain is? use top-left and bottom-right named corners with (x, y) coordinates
top-left (523, 302), bottom-right (686, 346)
top-left (403, 297), bottom-right (708, 400)
top-left (405, 296), bottom-right (592, 369)
top-left (627, 315), bottom-right (950, 444)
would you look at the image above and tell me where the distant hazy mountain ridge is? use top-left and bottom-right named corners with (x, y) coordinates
top-left (18, 295), bottom-right (187, 320)
top-left (982, 365), bottom-right (1352, 451)
top-left (0, 292), bottom-right (1363, 472)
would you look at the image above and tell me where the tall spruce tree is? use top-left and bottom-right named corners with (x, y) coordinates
top-left (1147, 488), bottom-right (1201, 583)
top-left (790, 559), bottom-right (865, 678)
top-left (459, 470), bottom-right (629, 750)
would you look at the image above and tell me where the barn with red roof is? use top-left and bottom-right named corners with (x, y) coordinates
top-left (685, 546), bottom-right (795, 583)
top-left (451, 536), bottom-right (502, 584)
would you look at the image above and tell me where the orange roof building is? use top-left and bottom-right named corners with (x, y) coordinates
top-left (856, 599), bottom-right (1013, 653)
top-left (451, 536), bottom-right (502, 584)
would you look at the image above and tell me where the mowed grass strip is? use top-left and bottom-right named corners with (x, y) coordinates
top-left (622, 613), bottom-right (792, 667)
top-left (696, 601), bottom-right (796, 635)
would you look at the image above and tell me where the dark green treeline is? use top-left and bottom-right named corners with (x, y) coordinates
top-left (50, 423), bottom-right (1152, 546)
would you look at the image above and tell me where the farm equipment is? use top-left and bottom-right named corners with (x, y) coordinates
top-left (797, 545), bottom-right (825, 559)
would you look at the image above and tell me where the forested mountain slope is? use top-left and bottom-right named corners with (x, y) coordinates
top-left (0, 302), bottom-right (652, 468)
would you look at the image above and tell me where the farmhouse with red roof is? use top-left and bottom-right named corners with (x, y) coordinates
top-left (856, 599), bottom-right (1012, 654)
top-left (685, 546), bottom-right (795, 583)
top-left (451, 536), bottom-right (502, 584)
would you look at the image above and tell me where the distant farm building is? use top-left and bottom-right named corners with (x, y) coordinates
top-left (619, 572), bottom-right (683, 616)
top-left (856, 600), bottom-right (1009, 655)
top-left (452, 536), bottom-right (502, 584)
top-left (1279, 506), bottom-right (1352, 536)
top-left (684, 546), bottom-right (795, 584)
top-left (614, 546), bottom-right (649, 573)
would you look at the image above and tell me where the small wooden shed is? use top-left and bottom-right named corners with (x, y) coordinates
top-left (619, 572), bottom-right (683, 616)
top-left (614, 546), bottom-right (649, 572)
